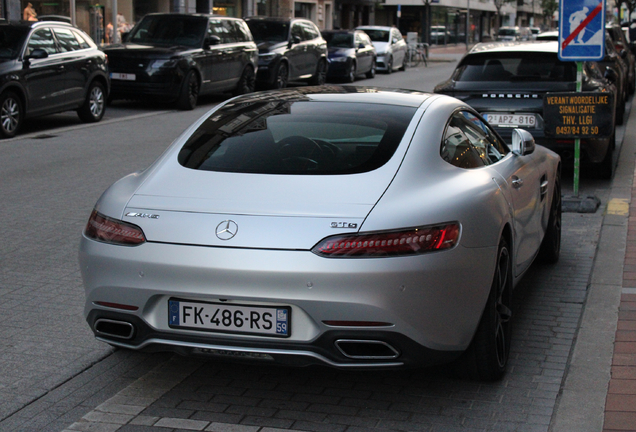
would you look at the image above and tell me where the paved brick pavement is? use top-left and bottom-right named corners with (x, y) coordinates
top-left (603, 169), bottom-right (636, 432)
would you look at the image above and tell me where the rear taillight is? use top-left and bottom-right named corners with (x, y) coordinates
top-left (312, 223), bottom-right (460, 258)
top-left (84, 210), bottom-right (146, 246)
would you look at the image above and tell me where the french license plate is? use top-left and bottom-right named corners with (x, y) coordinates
top-left (168, 299), bottom-right (290, 337)
top-left (110, 72), bottom-right (136, 81)
top-left (483, 113), bottom-right (536, 128)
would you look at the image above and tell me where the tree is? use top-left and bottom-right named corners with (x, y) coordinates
top-left (541, 0), bottom-right (558, 28)
top-left (493, 0), bottom-right (516, 33)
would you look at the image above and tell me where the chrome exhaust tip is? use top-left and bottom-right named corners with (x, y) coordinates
top-left (94, 318), bottom-right (135, 340)
top-left (335, 339), bottom-right (400, 360)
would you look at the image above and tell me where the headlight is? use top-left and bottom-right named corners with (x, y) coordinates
top-left (259, 53), bottom-right (277, 63)
top-left (329, 56), bottom-right (349, 63)
top-left (150, 59), bottom-right (177, 69)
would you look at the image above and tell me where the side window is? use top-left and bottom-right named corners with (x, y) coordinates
top-left (222, 20), bottom-right (238, 43)
top-left (234, 21), bottom-right (252, 42)
top-left (441, 111), bottom-right (509, 168)
top-left (303, 22), bottom-right (320, 40)
top-left (26, 28), bottom-right (58, 55)
top-left (72, 30), bottom-right (92, 49)
top-left (53, 28), bottom-right (81, 52)
top-left (291, 23), bottom-right (303, 42)
top-left (209, 19), bottom-right (232, 44)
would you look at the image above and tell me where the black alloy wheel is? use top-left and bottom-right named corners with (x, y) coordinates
top-left (233, 66), bottom-right (256, 96)
top-left (77, 81), bottom-right (106, 123)
top-left (0, 91), bottom-right (23, 138)
top-left (451, 237), bottom-right (512, 381)
top-left (538, 172), bottom-right (562, 263)
top-left (177, 71), bottom-right (199, 110)
top-left (386, 56), bottom-right (393, 74)
top-left (346, 61), bottom-right (356, 83)
top-left (273, 62), bottom-right (289, 89)
top-left (310, 60), bottom-right (327, 85)
top-left (366, 60), bottom-right (376, 79)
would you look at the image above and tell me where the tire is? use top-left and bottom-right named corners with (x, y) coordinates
top-left (538, 172), bottom-right (561, 264)
top-left (451, 237), bottom-right (512, 381)
top-left (366, 60), bottom-right (376, 79)
top-left (233, 66), bottom-right (255, 96)
top-left (346, 62), bottom-right (356, 83)
top-left (593, 134), bottom-right (615, 179)
top-left (176, 71), bottom-right (199, 110)
top-left (309, 59), bottom-right (327, 86)
top-left (0, 91), bottom-right (23, 139)
top-left (77, 81), bottom-right (106, 123)
top-left (385, 56), bottom-right (393, 74)
top-left (271, 62), bottom-right (288, 89)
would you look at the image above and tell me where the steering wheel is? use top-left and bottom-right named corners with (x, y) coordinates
top-left (277, 136), bottom-right (323, 171)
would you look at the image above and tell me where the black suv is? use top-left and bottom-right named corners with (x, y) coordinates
top-left (434, 41), bottom-right (618, 178)
top-left (245, 17), bottom-right (328, 89)
top-left (0, 20), bottom-right (109, 138)
top-left (104, 14), bottom-right (258, 110)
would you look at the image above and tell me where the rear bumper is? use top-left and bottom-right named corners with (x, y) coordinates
top-left (80, 236), bottom-right (496, 368)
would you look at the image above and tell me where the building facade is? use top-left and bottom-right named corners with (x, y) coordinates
top-left (1, 0), bottom-right (558, 45)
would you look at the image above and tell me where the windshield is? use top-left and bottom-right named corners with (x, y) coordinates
top-left (498, 28), bottom-right (517, 36)
top-left (454, 52), bottom-right (576, 82)
top-left (324, 32), bottom-right (353, 48)
top-left (0, 27), bottom-right (29, 59)
top-left (246, 21), bottom-right (289, 42)
top-left (178, 99), bottom-right (416, 175)
top-left (362, 29), bottom-right (389, 43)
top-left (127, 15), bottom-right (207, 47)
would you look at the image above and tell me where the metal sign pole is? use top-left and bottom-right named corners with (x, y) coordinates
top-left (574, 61), bottom-right (582, 197)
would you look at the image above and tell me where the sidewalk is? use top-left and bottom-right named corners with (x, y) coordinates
top-left (604, 166), bottom-right (636, 429)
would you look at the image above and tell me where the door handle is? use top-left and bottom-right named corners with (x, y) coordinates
top-left (512, 176), bottom-right (523, 189)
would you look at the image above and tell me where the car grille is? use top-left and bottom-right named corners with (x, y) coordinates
top-left (109, 57), bottom-right (151, 71)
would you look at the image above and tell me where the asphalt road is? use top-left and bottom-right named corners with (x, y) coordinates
top-left (0, 57), bottom-right (624, 432)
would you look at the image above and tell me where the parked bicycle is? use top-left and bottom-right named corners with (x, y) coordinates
top-left (405, 43), bottom-right (428, 67)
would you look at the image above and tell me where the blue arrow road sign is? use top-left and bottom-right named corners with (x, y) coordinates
top-left (558, 0), bottom-right (605, 61)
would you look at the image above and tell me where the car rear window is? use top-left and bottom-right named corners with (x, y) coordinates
top-left (178, 99), bottom-right (416, 175)
top-left (454, 52), bottom-right (576, 82)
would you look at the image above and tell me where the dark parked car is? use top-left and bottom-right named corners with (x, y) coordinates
top-left (606, 23), bottom-right (635, 95)
top-left (322, 29), bottom-right (376, 82)
top-left (103, 14), bottom-right (258, 110)
top-left (0, 20), bottom-right (109, 138)
top-left (434, 41), bottom-right (618, 178)
top-left (245, 17), bottom-right (328, 89)
top-left (597, 34), bottom-right (629, 125)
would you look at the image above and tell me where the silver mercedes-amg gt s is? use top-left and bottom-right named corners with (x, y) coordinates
top-left (79, 86), bottom-right (561, 381)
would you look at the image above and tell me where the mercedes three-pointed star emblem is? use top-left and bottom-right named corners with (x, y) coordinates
top-left (215, 220), bottom-right (239, 240)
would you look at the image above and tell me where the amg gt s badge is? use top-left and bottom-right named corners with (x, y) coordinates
top-left (331, 222), bottom-right (358, 229)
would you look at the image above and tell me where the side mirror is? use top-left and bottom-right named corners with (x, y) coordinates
top-left (205, 35), bottom-right (221, 48)
top-left (604, 66), bottom-right (618, 83)
top-left (289, 35), bottom-right (301, 46)
top-left (511, 128), bottom-right (535, 156)
top-left (25, 48), bottom-right (48, 60)
top-left (121, 31), bottom-right (129, 42)
top-left (620, 49), bottom-right (629, 59)
top-left (358, 43), bottom-right (365, 49)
